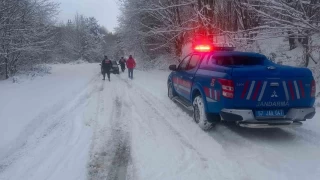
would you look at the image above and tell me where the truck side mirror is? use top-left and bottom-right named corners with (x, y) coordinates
top-left (169, 65), bottom-right (177, 71)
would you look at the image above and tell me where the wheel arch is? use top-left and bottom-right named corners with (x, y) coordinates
top-left (191, 83), bottom-right (209, 112)
top-left (167, 78), bottom-right (172, 85)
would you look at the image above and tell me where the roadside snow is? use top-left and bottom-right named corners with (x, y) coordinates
top-left (0, 63), bottom-right (100, 180)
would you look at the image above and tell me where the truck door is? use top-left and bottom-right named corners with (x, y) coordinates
top-left (182, 54), bottom-right (202, 101)
top-left (172, 55), bottom-right (191, 98)
top-left (174, 54), bottom-right (201, 100)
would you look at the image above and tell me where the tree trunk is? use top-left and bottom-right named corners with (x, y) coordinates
top-left (304, 36), bottom-right (310, 67)
top-left (5, 57), bottom-right (9, 79)
top-left (175, 36), bottom-right (184, 57)
top-left (288, 31), bottom-right (296, 50)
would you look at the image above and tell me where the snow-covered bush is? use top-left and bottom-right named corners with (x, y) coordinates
top-left (136, 54), bottom-right (177, 71)
top-left (12, 76), bottom-right (21, 83)
top-left (10, 64), bottom-right (52, 83)
top-left (26, 65), bottom-right (52, 77)
top-left (71, 59), bottom-right (89, 65)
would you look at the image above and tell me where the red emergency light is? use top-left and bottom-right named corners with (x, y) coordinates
top-left (194, 45), bottom-right (212, 52)
top-left (194, 44), bottom-right (236, 52)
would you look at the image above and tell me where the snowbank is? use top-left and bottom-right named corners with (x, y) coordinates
top-left (0, 63), bottom-right (100, 180)
top-left (70, 59), bottom-right (89, 65)
top-left (10, 64), bottom-right (52, 83)
top-left (7, 59), bottom-right (92, 84)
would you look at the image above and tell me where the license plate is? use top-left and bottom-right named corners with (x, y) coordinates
top-left (255, 109), bottom-right (284, 117)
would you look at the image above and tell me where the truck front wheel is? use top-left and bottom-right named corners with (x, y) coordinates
top-left (193, 95), bottom-right (213, 130)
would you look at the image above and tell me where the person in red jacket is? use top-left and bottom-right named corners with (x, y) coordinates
top-left (126, 55), bottom-right (136, 79)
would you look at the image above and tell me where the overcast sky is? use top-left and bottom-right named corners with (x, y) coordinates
top-left (54, 0), bottom-right (120, 32)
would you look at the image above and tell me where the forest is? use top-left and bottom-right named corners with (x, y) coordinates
top-left (1, 0), bottom-right (320, 79)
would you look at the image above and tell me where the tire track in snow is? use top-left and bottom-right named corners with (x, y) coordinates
top-left (121, 76), bottom-right (293, 179)
top-left (105, 97), bottom-right (131, 180)
top-left (283, 126), bottom-right (320, 146)
top-left (118, 76), bottom-right (250, 180)
top-left (119, 77), bottom-right (239, 179)
top-left (88, 80), bottom-right (132, 180)
top-left (88, 80), bottom-right (116, 180)
top-left (126, 95), bottom-right (195, 179)
top-left (121, 77), bottom-right (208, 159)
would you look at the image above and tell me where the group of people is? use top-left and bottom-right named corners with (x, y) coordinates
top-left (101, 55), bottom-right (136, 81)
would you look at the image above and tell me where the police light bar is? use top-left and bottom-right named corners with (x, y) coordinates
top-left (194, 44), bottom-right (235, 52)
top-left (194, 45), bottom-right (212, 52)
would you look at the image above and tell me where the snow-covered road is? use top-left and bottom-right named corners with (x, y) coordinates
top-left (0, 64), bottom-right (320, 180)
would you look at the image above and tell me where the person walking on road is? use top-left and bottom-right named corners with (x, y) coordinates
top-left (101, 55), bottom-right (113, 81)
top-left (119, 57), bottom-right (126, 72)
top-left (126, 55), bottom-right (136, 79)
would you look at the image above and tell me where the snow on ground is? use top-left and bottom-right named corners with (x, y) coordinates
top-left (0, 63), bottom-right (100, 180)
top-left (1, 64), bottom-right (320, 180)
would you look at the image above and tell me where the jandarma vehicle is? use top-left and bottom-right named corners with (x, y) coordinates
top-left (167, 44), bottom-right (316, 130)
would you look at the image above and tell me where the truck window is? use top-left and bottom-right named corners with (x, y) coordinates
top-left (209, 55), bottom-right (265, 66)
top-left (178, 55), bottom-right (191, 70)
top-left (186, 54), bottom-right (201, 70)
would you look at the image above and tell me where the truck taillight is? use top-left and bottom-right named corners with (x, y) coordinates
top-left (311, 80), bottom-right (316, 97)
top-left (219, 79), bottom-right (234, 99)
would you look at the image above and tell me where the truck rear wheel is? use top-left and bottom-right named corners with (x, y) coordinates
top-left (193, 95), bottom-right (213, 130)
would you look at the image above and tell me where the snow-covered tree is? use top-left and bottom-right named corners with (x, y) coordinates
top-left (0, 0), bottom-right (58, 79)
top-left (243, 0), bottom-right (320, 66)
top-left (51, 15), bottom-right (107, 63)
top-left (118, 0), bottom-right (196, 58)
top-left (117, 0), bottom-right (319, 67)
top-left (117, 0), bottom-right (261, 58)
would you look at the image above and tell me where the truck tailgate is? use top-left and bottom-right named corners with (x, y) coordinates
top-left (232, 67), bottom-right (315, 109)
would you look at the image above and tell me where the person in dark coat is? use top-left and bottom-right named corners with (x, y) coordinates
top-left (101, 55), bottom-right (113, 81)
top-left (119, 57), bottom-right (126, 72)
